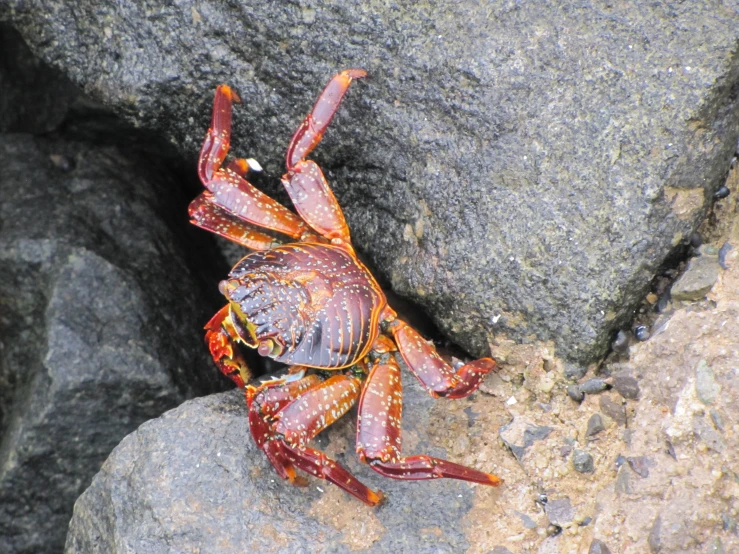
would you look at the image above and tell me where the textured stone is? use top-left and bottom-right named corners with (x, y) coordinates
top-left (671, 255), bottom-right (721, 301)
top-left (3, 1), bottom-right (738, 363)
top-left (0, 135), bottom-right (225, 554)
top-left (544, 498), bottom-right (575, 527)
top-left (573, 449), bottom-right (595, 474)
top-left (66, 381), bottom-right (503, 554)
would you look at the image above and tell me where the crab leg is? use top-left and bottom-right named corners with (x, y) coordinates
top-left (385, 315), bottom-right (496, 399)
top-left (357, 357), bottom-right (502, 486)
top-left (281, 70), bottom-right (366, 243)
top-left (261, 373), bottom-right (382, 505)
top-left (189, 194), bottom-right (282, 251)
top-left (286, 69), bottom-right (367, 170)
top-left (198, 84), bottom-right (312, 240)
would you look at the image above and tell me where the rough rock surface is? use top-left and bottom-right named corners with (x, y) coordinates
top-left (3, 1), bottom-right (738, 362)
top-left (0, 134), bottom-right (226, 554)
top-left (66, 163), bottom-right (739, 553)
top-left (65, 379), bottom-right (508, 554)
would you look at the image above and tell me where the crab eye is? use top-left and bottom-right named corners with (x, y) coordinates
top-left (257, 338), bottom-right (283, 358)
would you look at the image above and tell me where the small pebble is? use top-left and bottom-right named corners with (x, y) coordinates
top-left (586, 414), bottom-right (605, 437)
top-left (567, 384), bottom-right (584, 403)
top-left (588, 539), bottom-right (612, 554)
top-left (611, 330), bottom-right (629, 354)
top-left (710, 408), bottom-right (725, 432)
top-left (665, 440), bottom-right (677, 460)
top-left (713, 185), bottom-right (730, 199)
top-left (718, 241), bottom-right (732, 270)
top-left (695, 359), bottom-right (721, 405)
top-left (49, 153), bottom-right (76, 171)
top-left (514, 510), bottom-right (537, 529)
top-left (612, 372), bottom-right (640, 399)
top-left (579, 378), bottom-right (609, 395)
top-left (627, 455), bottom-right (651, 478)
top-left (573, 449), bottom-right (595, 473)
top-left (545, 498), bottom-right (575, 527)
top-left (690, 232), bottom-right (703, 248)
top-left (580, 517), bottom-right (592, 527)
top-left (634, 325), bottom-right (650, 341)
top-left (600, 394), bottom-right (627, 425)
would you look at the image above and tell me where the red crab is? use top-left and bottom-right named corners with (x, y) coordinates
top-left (189, 69), bottom-right (502, 505)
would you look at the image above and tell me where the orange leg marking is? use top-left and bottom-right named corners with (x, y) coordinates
top-left (357, 357), bottom-right (502, 486)
top-left (388, 318), bottom-right (497, 399)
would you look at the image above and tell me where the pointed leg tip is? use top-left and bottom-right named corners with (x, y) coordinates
top-left (344, 68), bottom-right (368, 80)
top-left (218, 84), bottom-right (241, 103)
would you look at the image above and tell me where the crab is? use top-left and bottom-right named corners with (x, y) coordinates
top-left (189, 69), bottom-right (502, 505)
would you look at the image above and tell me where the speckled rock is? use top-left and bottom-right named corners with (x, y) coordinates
top-left (0, 134), bottom-right (225, 554)
top-left (671, 255), bottom-right (721, 301)
top-left (3, 1), bottom-right (739, 363)
top-left (65, 377), bottom-right (505, 554)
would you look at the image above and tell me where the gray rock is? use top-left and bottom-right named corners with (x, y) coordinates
top-left (573, 449), bottom-right (595, 474)
top-left (0, 24), bottom-right (78, 133)
top-left (579, 378), bottom-right (609, 395)
top-left (4, 1), bottom-right (739, 363)
top-left (589, 539), bottom-right (612, 554)
top-left (599, 393), bottom-right (627, 426)
top-left (499, 418), bottom-right (553, 463)
top-left (695, 359), bottom-right (721, 405)
top-left (66, 380), bottom-right (500, 554)
top-left (586, 414), bottom-right (605, 437)
top-left (612, 371), bottom-right (640, 400)
top-left (0, 135), bottom-right (225, 554)
top-left (626, 456), bottom-right (651, 478)
top-left (544, 497), bottom-right (575, 527)
top-left (671, 256), bottom-right (721, 301)
top-left (567, 384), bottom-right (585, 403)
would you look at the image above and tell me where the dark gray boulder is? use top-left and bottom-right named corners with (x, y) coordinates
top-left (0, 134), bottom-right (226, 554)
top-left (65, 376), bottom-right (503, 554)
top-left (3, 1), bottom-right (738, 362)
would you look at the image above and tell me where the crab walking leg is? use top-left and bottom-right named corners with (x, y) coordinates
top-left (268, 374), bottom-right (383, 505)
top-left (189, 194), bottom-right (282, 251)
top-left (285, 69), bottom-right (367, 170)
top-left (280, 70), bottom-right (366, 243)
top-left (357, 357), bottom-right (502, 486)
top-left (245, 372), bottom-right (321, 487)
top-left (198, 84), bottom-right (312, 240)
top-left (204, 304), bottom-right (252, 387)
top-left (282, 161), bottom-right (350, 243)
top-left (385, 316), bottom-right (496, 399)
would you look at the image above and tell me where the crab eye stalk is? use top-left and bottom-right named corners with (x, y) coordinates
top-left (258, 338), bottom-right (284, 358)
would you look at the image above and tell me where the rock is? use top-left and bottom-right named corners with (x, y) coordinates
top-left (612, 371), bottom-right (640, 400)
top-left (573, 449), bottom-right (595, 474)
top-left (564, 363), bottom-right (588, 380)
top-left (589, 539), bottom-right (612, 554)
top-left (671, 256), bottom-right (721, 301)
top-left (66, 380), bottom-right (503, 553)
top-left (0, 134), bottom-right (225, 554)
top-left (544, 497), bottom-right (575, 527)
top-left (3, 2), bottom-right (739, 364)
top-left (499, 418), bottom-right (553, 463)
top-left (586, 414), bottom-right (605, 438)
top-left (599, 394), bottom-right (627, 426)
top-left (567, 384), bottom-right (585, 403)
top-left (579, 378), bottom-right (610, 395)
top-left (695, 359), bottom-right (721, 405)
top-left (626, 456), bottom-right (651, 478)
top-left (0, 24), bottom-right (78, 133)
